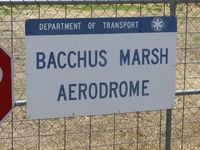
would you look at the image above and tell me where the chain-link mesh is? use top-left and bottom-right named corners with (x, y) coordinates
top-left (0, 1), bottom-right (200, 150)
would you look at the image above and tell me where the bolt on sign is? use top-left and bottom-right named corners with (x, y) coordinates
top-left (25, 16), bottom-right (177, 119)
top-left (0, 46), bottom-right (14, 124)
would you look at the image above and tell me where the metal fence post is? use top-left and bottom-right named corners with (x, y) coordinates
top-left (166, 1), bottom-right (176, 150)
top-left (170, 0), bottom-right (176, 16)
top-left (165, 109), bottom-right (172, 150)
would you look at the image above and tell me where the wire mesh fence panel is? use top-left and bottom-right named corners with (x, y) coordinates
top-left (0, 1), bottom-right (200, 150)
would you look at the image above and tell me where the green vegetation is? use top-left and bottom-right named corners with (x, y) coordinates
top-left (0, 6), bottom-right (10, 16)
top-left (0, 4), bottom-right (167, 17)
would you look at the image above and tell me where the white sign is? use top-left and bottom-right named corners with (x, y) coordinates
top-left (25, 17), bottom-right (177, 119)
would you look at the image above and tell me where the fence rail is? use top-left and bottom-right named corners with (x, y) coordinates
top-left (0, 0), bottom-right (200, 150)
top-left (0, 0), bottom-right (200, 5)
top-left (14, 89), bottom-right (200, 106)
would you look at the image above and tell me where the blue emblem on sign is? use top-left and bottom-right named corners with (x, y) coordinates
top-left (151, 17), bottom-right (164, 32)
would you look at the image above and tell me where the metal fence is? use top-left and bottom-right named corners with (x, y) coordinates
top-left (0, 0), bottom-right (200, 149)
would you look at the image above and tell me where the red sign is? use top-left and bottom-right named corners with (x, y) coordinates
top-left (0, 46), bottom-right (13, 123)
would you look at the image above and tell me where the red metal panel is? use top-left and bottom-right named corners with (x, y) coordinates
top-left (0, 47), bottom-right (12, 123)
